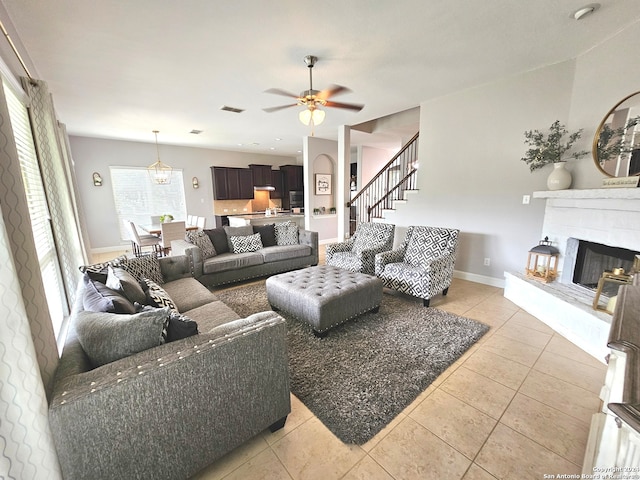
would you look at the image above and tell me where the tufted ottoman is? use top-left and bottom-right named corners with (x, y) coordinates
top-left (266, 265), bottom-right (383, 336)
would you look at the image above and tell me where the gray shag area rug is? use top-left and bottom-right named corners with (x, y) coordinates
top-left (213, 279), bottom-right (489, 445)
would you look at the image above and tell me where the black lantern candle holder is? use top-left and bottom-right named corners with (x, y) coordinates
top-left (526, 236), bottom-right (559, 283)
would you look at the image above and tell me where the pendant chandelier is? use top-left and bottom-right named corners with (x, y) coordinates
top-left (147, 130), bottom-right (172, 185)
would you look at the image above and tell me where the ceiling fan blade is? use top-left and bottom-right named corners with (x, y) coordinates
top-left (263, 103), bottom-right (298, 113)
top-left (324, 100), bottom-right (364, 112)
top-left (264, 88), bottom-right (299, 99)
top-left (317, 84), bottom-right (351, 100)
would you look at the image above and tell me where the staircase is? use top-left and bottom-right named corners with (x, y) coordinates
top-left (348, 132), bottom-right (419, 232)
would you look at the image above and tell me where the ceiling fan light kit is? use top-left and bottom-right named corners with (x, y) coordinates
top-left (299, 107), bottom-right (325, 126)
top-left (264, 54), bottom-right (363, 128)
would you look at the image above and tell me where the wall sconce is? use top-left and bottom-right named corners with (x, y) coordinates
top-left (192, 177), bottom-right (199, 189)
top-left (92, 172), bottom-right (102, 186)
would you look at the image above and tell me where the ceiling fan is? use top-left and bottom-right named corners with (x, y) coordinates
top-left (263, 55), bottom-right (364, 126)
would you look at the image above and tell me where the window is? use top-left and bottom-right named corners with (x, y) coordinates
top-left (109, 167), bottom-right (187, 241)
top-left (3, 80), bottom-right (66, 336)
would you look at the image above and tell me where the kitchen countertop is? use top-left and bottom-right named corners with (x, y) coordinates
top-left (227, 212), bottom-right (304, 227)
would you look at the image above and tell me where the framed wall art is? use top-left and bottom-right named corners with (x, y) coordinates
top-left (315, 174), bottom-right (331, 195)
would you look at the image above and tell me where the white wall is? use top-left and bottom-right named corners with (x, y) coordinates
top-left (303, 136), bottom-right (339, 242)
top-left (388, 60), bottom-right (576, 284)
top-left (70, 136), bottom-right (296, 250)
top-left (387, 20), bottom-right (640, 285)
top-left (568, 21), bottom-right (640, 189)
top-left (360, 145), bottom-right (396, 187)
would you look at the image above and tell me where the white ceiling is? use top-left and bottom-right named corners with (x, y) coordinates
top-left (1, 0), bottom-right (639, 156)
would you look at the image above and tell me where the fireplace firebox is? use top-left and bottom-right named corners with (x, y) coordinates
top-left (572, 240), bottom-right (639, 295)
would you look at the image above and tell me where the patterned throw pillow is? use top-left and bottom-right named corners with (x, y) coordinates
top-left (120, 256), bottom-right (164, 285)
top-left (78, 255), bottom-right (127, 283)
top-left (230, 233), bottom-right (263, 254)
top-left (274, 221), bottom-right (298, 246)
top-left (142, 278), bottom-right (178, 313)
top-left (185, 230), bottom-right (217, 259)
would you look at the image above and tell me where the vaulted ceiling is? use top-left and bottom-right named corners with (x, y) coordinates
top-left (1, 0), bottom-right (639, 155)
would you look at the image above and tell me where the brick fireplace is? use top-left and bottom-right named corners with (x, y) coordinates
top-left (504, 187), bottom-right (640, 362)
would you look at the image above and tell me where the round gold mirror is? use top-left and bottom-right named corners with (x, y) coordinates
top-left (592, 91), bottom-right (640, 177)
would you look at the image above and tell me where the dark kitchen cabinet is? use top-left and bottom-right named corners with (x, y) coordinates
top-left (211, 166), bottom-right (254, 200)
top-left (249, 164), bottom-right (273, 187)
top-left (280, 165), bottom-right (304, 192)
top-left (211, 167), bottom-right (230, 200)
top-left (270, 170), bottom-right (284, 199)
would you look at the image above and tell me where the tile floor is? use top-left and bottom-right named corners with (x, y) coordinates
top-left (93, 247), bottom-right (607, 479)
top-left (191, 276), bottom-right (607, 480)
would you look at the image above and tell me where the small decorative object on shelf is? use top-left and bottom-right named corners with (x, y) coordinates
top-left (521, 120), bottom-right (589, 190)
top-left (159, 214), bottom-right (174, 223)
top-left (525, 236), bottom-right (559, 283)
top-left (329, 207), bottom-right (336, 214)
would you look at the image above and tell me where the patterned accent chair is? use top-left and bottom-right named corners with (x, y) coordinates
top-left (375, 225), bottom-right (459, 307)
top-left (325, 222), bottom-right (395, 275)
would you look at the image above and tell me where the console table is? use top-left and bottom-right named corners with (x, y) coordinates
top-left (583, 284), bottom-right (640, 474)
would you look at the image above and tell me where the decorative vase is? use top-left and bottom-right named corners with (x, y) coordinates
top-left (547, 162), bottom-right (572, 190)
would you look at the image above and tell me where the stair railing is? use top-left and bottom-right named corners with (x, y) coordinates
top-left (348, 131), bottom-right (419, 226)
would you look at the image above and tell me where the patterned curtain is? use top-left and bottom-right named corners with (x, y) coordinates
top-left (0, 104), bottom-right (62, 476)
top-left (21, 77), bottom-right (88, 308)
top-left (0, 81), bottom-right (59, 397)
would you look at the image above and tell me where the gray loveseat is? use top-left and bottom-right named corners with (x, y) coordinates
top-left (49, 254), bottom-right (290, 480)
top-left (172, 223), bottom-right (319, 287)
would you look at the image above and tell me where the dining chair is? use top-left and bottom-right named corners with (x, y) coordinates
top-left (159, 221), bottom-right (186, 256)
top-left (124, 220), bottom-right (161, 257)
top-left (150, 215), bottom-right (162, 224)
top-left (196, 216), bottom-right (206, 230)
top-left (187, 214), bottom-right (194, 226)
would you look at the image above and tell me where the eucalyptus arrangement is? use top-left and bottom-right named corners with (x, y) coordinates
top-left (521, 120), bottom-right (589, 172)
top-left (596, 116), bottom-right (640, 165)
top-left (159, 214), bottom-right (174, 223)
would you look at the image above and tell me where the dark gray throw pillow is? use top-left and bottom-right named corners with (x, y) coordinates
top-left (203, 227), bottom-right (230, 254)
top-left (167, 311), bottom-right (199, 342)
top-left (253, 224), bottom-right (277, 247)
top-left (106, 265), bottom-right (147, 304)
top-left (75, 308), bottom-right (168, 367)
top-left (82, 273), bottom-right (136, 314)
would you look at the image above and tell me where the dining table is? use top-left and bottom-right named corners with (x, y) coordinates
top-left (139, 223), bottom-right (199, 236)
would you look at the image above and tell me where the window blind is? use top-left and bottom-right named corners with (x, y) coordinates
top-left (110, 166), bottom-right (187, 241)
top-left (4, 81), bottom-right (65, 335)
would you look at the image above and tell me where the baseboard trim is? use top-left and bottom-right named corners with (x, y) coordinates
top-left (453, 270), bottom-right (505, 288)
top-left (91, 244), bottom-right (129, 255)
top-left (319, 238), bottom-right (339, 245)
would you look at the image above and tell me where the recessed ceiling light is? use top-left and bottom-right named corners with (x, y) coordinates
top-left (270, 147), bottom-right (276, 150)
top-left (275, 138), bottom-right (282, 141)
top-left (572, 3), bottom-right (600, 20)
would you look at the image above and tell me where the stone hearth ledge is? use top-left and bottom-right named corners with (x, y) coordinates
top-left (504, 271), bottom-right (611, 363)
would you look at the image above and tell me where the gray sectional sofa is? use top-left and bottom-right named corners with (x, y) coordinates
top-left (172, 223), bottom-right (319, 287)
top-left (49, 254), bottom-right (291, 480)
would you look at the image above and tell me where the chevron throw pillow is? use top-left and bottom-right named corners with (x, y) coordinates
top-left (230, 233), bottom-right (263, 253)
